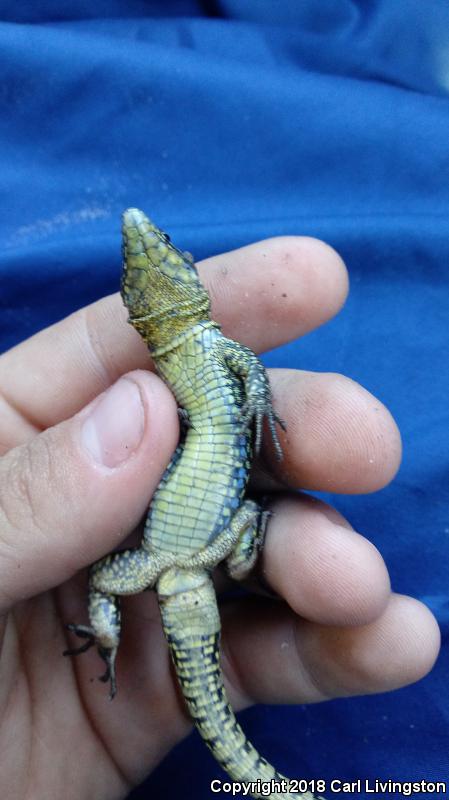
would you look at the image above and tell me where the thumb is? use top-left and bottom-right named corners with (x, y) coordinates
top-left (0, 370), bottom-right (177, 612)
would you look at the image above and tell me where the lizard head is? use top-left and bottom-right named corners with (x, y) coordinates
top-left (120, 208), bottom-right (211, 349)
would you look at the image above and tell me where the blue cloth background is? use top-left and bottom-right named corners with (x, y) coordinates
top-left (1, 2), bottom-right (448, 797)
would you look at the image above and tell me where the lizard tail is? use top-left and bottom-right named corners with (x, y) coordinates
top-left (158, 574), bottom-right (323, 800)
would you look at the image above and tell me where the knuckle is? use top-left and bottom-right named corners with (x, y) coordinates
top-left (0, 435), bottom-right (54, 539)
top-left (0, 435), bottom-right (59, 609)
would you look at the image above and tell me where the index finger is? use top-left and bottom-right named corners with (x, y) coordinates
top-left (0, 236), bottom-right (347, 436)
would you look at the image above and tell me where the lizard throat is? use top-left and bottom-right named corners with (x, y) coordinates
top-left (143, 319), bottom-right (221, 357)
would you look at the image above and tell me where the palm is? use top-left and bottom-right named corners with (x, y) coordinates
top-left (6, 582), bottom-right (187, 794)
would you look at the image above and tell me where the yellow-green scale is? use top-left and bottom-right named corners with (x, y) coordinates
top-left (144, 324), bottom-right (251, 557)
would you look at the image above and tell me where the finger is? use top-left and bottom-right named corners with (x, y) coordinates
top-left (220, 593), bottom-right (440, 710)
top-left (0, 370), bottom-right (177, 613)
top-left (258, 494), bottom-right (391, 626)
top-left (0, 236), bottom-right (348, 438)
top-left (203, 235), bottom-right (348, 350)
top-left (256, 369), bottom-right (402, 493)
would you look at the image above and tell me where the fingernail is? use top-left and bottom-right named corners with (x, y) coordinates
top-left (81, 378), bottom-right (145, 468)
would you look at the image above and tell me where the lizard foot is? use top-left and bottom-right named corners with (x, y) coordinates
top-left (226, 502), bottom-right (272, 581)
top-left (63, 623), bottom-right (96, 656)
top-left (64, 590), bottom-right (121, 700)
top-left (97, 645), bottom-right (118, 700)
top-left (64, 625), bottom-right (118, 699)
top-left (239, 400), bottom-right (286, 460)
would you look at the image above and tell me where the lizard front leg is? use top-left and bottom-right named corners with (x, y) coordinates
top-left (64, 547), bottom-right (166, 697)
top-left (217, 338), bottom-right (286, 458)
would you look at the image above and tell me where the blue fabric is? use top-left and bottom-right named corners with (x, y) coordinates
top-left (1, 2), bottom-right (448, 798)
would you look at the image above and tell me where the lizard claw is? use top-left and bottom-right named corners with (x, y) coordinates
top-left (63, 623), bottom-right (96, 656)
top-left (177, 406), bottom-right (195, 434)
top-left (266, 410), bottom-right (286, 461)
top-left (63, 623), bottom-right (118, 699)
top-left (239, 402), bottom-right (286, 461)
top-left (98, 646), bottom-right (118, 700)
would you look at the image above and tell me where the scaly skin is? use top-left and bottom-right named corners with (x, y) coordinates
top-left (65, 209), bottom-right (324, 800)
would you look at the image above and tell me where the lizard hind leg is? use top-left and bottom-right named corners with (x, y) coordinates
top-left (89, 546), bottom-right (165, 595)
top-left (64, 546), bottom-right (165, 698)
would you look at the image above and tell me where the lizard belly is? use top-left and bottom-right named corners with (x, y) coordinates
top-left (145, 423), bottom-right (250, 556)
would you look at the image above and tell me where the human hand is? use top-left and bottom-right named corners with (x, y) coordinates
top-left (0, 236), bottom-right (440, 799)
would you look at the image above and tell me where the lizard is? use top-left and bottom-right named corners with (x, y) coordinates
top-left (64, 208), bottom-right (325, 800)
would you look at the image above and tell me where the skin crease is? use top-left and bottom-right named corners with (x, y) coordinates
top-left (0, 236), bottom-right (441, 800)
